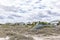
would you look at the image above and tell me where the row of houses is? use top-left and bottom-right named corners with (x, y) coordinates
top-left (50, 20), bottom-right (60, 26)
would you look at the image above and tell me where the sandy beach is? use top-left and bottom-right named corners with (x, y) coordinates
top-left (0, 31), bottom-right (60, 40)
top-left (24, 34), bottom-right (60, 40)
top-left (0, 36), bottom-right (9, 40)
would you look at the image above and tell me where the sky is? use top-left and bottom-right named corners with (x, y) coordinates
top-left (0, 0), bottom-right (60, 23)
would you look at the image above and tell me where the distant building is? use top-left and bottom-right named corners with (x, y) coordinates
top-left (50, 20), bottom-right (59, 26)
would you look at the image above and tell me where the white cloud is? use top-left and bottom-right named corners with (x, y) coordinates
top-left (0, 0), bottom-right (60, 23)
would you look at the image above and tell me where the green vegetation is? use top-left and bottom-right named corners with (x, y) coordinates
top-left (38, 21), bottom-right (49, 25)
top-left (25, 21), bottom-right (51, 28)
top-left (0, 21), bottom-right (52, 29)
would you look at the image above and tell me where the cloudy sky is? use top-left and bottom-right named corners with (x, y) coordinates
top-left (0, 0), bottom-right (60, 23)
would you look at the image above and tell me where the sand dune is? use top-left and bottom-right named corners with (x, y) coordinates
top-left (0, 36), bottom-right (9, 40)
top-left (33, 35), bottom-right (60, 40)
top-left (24, 34), bottom-right (60, 40)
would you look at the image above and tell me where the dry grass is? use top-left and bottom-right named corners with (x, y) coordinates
top-left (9, 34), bottom-right (34, 40)
top-left (0, 23), bottom-right (60, 40)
